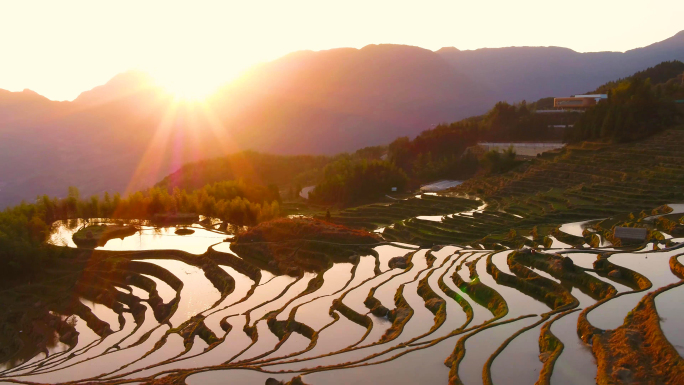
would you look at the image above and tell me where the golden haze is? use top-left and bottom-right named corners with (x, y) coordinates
top-left (1, 0), bottom-right (683, 101)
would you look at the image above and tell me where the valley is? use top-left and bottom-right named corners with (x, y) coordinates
top-left (2, 125), bottom-right (684, 383)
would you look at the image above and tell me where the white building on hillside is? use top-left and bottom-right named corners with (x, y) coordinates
top-left (472, 142), bottom-right (565, 158)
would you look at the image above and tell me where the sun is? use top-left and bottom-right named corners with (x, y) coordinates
top-left (149, 58), bottom-right (256, 102)
top-left (149, 67), bottom-right (226, 101)
top-left (156, 76), bottom-right (218, 101)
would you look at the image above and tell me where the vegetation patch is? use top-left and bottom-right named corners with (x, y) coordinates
top-left (670, 253), bottom-right (684, 279)
top-left (72, 224), bottom-right (139, 247)
top-left (231, 217), bottom-right (381, 274)
top-left (174, 228), bottom-right (195, 235)
top-left (330, 299), bottom-right (372, 330)
top-left (452, 257), bottom-right (508, 318)
top-left (417, 269), bottom-right (447, 328)
top-left (178, 316), bottom-right (220, 347)
top-left (267, 317), bottom-right (315, 341)
top-left (381, 285), bottom-right (414, 343)
top-left (593, 256), bottom-right (652, 291)
top-left (511, 250), bottom-right (618, 301)
top-left (592, 283), bottom-right (684, 384)
top-left (487, 252), bottom-right (576, 311)
top-left (437, 258), bottom-right (474, 329)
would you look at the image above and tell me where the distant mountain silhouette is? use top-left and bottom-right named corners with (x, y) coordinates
top-left (437, 30), bottom-right (684, 102)
top-left (0, 31), bottom-right (683, 207)
top-left (72, 71), bottom-right (159, 106)
top-left (206, 44), bottom-right (490, 154)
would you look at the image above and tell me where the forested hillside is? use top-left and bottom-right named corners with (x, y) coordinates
top-left (593, 60), bottom-right (684, 93)
top-left (1, 31), bottom-right (683, 208)
top-left (156, 151), bottom-right (331, 195)
top-left (156, 61), bottom-right (684, 207)
top-left (385, 99), bottom-right (567, 182)
top-left (324, 128), bottom-right (684, 249)
top-left (567, 61), bottom-right (684, 142)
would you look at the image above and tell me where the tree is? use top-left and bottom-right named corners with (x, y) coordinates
top-left (309, 159), bottom-right (408, 205)
top-left (481, 147), bottom-right (518, 175)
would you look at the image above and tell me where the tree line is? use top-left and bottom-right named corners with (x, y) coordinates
top-left (0, 180), bottom-right (282, 281)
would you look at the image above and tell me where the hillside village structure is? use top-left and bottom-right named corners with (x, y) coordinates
top-left (553, 94), bottom-right (608, 110)
top-left (614, 226), bottom-right (648, 241)
top-left (466, 142), bottom-right (565, 158)
top-left (420, 180), bottom-right (463, 192)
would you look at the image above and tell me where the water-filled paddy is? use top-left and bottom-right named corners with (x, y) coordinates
top-left (550, 311), bottom-right (597, 384)
top-left (490, 323), bottom-right (544, 385)
top-left (475, 254), bottom-right (549, 318)
top-left (4, 211), bottom-right (684, 385)
top-left (562, 251), bottom-right (599, 269)
top-left (655, 282), bottom-right (684, 355)
top-left (587, 249), bottom-right (682, 330)
top-left (48, 219), bottom-right (226, 254)
top-left (140, 259), bottom-right (222, 327)
top-left (459, 317), bottom-right (539, 384)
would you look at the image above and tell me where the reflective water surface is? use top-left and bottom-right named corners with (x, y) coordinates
top-left (3, 213), bottom-right (684, 385)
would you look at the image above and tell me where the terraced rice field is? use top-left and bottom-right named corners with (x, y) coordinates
top-left (1, 204), bottom-right (683, 385)
top-left (359, 129), bottom-right (684, 250)
top-left (3, 130), bottom-right (684, 384)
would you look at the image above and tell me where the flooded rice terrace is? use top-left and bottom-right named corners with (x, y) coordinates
top-left (2, 206), bottom-right (684, 385)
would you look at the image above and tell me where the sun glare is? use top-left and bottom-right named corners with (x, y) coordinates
top-left (156, 75), bottom-right (218, 101)
top-left (150, 61), bottom-right (253, 101)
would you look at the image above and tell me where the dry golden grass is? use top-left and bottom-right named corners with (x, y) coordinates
top-left (593, 284), bottom-right (684, 385)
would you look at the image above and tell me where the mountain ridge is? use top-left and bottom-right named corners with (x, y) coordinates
top-left (0, 30), bottom-right (682, 208)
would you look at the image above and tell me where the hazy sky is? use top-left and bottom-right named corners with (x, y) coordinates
top-left (2, 0), bottom-right (682, 101)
